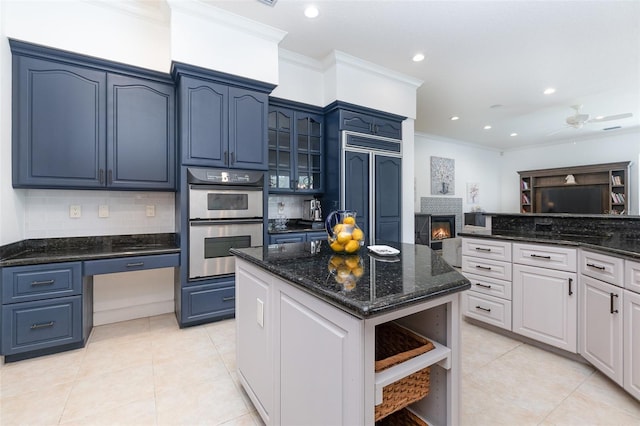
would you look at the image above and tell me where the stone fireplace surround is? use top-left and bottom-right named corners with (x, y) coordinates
top-left (420, 197), bottom-right (463, 237)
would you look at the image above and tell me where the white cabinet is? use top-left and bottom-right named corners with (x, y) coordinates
top-left (580, 250), bottom-right (624, 287)
top-left (513, 242), bottom-right (577, 272)
top-left (513, 263), bottom-right (578, 352)
top-left (624, 289), bottom-right (640, 400)
top-left (580, 274), bottom-right (623, 384)
top-left (625, 259), bottom-right (640, 294)
top-left (461, 238), bottom-right (512, 331)
top-left (236, 258), bottom-right (461, 425)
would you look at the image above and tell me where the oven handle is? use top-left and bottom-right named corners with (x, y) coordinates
top-left (189, 219), bottom-right (264, 226)
top-left (189, 184), bottom-right (263, 191)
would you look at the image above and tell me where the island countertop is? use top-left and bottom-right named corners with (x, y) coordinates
top-left (231, 241), bottom-right (470, 318)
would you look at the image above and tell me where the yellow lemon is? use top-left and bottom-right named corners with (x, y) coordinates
top-left (327, 263), bottom-right (336, 273)
top-left (345, 256), bottom-right (360, 269)
top-left (329, 255), bottom-right (344, 267)
top-left (344, 239), bottom-right (360, 253)
top-left (343, 216), bottom-right (356, 225)
top-left (352, 266), bottom-right (364, 278)
top-left (330, 241), bottom-right (345, 252)
top-left (351, 228), bottom-right (364, 241)
top-left (333, 223), bottom-right (344, 234)
top-left (337, 231), bottom-right (352, 245)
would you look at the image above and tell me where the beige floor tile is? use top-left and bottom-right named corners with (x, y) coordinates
top-left (76, 337), bottom-right (153, 379)
top-left (59, 396), bottom-right (157, 426)
top-left (155, 374), bottom-right (249, 425)
top-left (0, 382), bottom-right (73, 425)
top-left (204, 318), bottom-right (236, 346)
top-left (60, 364), bottom-right (155, 423)
top-left (88, 317), bottom-right (150, 344)
top-left (218, 413), bottom-right (259, 426)
top-left (461, 376), bottom-right (544, 425)
top-left (461, 320), bottom-right (522, 376)
top-left (0, 349), bottom-right (84, 398)
top-left (574, 371), bottom-right (640, 418)
top-left (151, 328), bottom-right (218, 365)
top-left (149, 312), bottom-right (180, 334)
top-left (153, 352), bottom-right (229, 394)
top-left (543, 388), bottom-right (640, 425)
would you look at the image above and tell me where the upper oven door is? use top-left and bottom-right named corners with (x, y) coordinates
top-left (189, 186), bottom-right (263, 220)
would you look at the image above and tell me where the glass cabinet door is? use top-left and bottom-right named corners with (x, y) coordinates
top-left (268, 108), bottom-right (293, 190)
top-left (295, 113), bottom-right (323, 191)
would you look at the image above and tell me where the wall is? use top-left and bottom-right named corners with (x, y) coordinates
top-left (499, 130), bottom-right (640, 214)
top-left (414, 133), bottom-right (503, 215)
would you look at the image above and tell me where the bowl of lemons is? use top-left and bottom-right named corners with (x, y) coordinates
top-left (325, 210), bottom-right (365, 254)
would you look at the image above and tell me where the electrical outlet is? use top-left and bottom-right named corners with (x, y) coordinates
top-left (98, 205), bottom-right (109, 218)
top-left (146, 205), bottom-right (155, 217)
top-left (69, 205), bottom-right (81, 218)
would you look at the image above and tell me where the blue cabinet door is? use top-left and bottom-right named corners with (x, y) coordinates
top-left (294, 111), bottom-right (324, 193)
top-left (269, 233), bottom-right (306, 244)
top-left (179, 76), bottom-right (228, 167)
top-left (229, 87), bottom-right (269, 170)
top-left (375, 155), bottom-right (402, 242)
top-left (107, 74), bottom-right (175, 189)
top-left (339, 110), bottom-right (402, 139)
top-left (373, 118), bottom-right (402, 139)
top-left (268, 107), bottom-right (294, 190)
top-left (180, 279), bottom-right (235, 325)
top-left (344, 151), bottom-right (370, 240)
top-left (13, 56), bottom-right (106, 188)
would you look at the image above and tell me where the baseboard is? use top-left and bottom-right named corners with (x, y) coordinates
top-left (93, 300), bottom-right (174, 326)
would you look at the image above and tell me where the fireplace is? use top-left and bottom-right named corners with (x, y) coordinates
top-left (414, 214), bottom-right (456, 250)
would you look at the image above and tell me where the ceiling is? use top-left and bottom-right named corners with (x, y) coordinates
top-left (202, 0), bottom-right (640, 151)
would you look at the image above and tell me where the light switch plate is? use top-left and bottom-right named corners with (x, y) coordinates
top-left (69, 205), bottom-right (81, 218)
top-left (98, 205), bottom-right (109, 218)
top-left (146, 205), bottom-right (155, 217)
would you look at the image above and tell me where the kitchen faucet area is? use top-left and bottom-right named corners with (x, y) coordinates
top-left (0, 1), bottom-right (639, 425)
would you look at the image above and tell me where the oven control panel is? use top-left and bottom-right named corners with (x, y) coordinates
top-left (187, 168), bottom-right (264, 186)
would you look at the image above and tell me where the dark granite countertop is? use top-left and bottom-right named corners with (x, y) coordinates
top-left (267, 218), bottom-right (325, 234)
top-left (231, 241), bottom-right (470, 319)
top-left (458, 229), bottom-right (640, 261)
top-left (0, 233), bottom-right (180, 267)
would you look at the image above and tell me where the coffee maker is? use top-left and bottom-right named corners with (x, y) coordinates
top-left (303, 199), bottom-right (323, 223)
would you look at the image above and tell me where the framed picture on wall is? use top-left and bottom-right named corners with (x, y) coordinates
top-left (431, 156), bottom-right (455, 195)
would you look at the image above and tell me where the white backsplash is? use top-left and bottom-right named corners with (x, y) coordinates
top-left (268, 194), bottom-right (313, 220)
top-left (22, 189), bottom-right (175, 238)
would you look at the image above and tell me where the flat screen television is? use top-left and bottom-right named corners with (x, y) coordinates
top-left (539, 186), bottom-right (603, 214)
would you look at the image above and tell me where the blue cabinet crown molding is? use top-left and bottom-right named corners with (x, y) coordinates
top-left (171, 61), bottom-right (276, 94)
top-left (323, 100), bottom-right (406, 123)
top-left (9, 39), bottom-right (173, 84)
top-left (268, 97), bottom-right (324, 114)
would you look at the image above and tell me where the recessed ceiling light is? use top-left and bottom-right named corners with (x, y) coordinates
top-left (412, 53), bottom-right (425, 62)
top-left (304, 5), bottom-right (319, 18)
top-left (595, 115), bottom-right (605, 120)
top-left (483, 125), bottom-right (492, 130)
top-left (510, 132), bottom-right (518, 137)
top-left (543, 87), bottom-right (556, 95)
top-left (450, 116), bottom-right (460, 121)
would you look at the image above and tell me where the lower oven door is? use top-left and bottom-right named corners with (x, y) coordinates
top-left (189, 219), bottom-right (263, 279)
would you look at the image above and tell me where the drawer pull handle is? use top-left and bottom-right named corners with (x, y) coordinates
top-left (126, 262), bottom-right (145, 267)
top-left (31, 279), bottom-right (55, 286)
top-left (475, 265), bottom-right (492, 271)
top-left (476, 283), bottom-right (492, 289)
top-left (475, 247), bottom-right (491, 252)
top-left (568, 278), bottom-right (573, 296)
top-left (530, 254), bottom-right (551, 259)
top-left (587, 263), bottom-right (606, 271)
top-left (31, 321), bottom-right (55, 330)
top-left (475, 305), bottom-right (491, 313)
top-left (610, 293), bottom-right (619, 314)
top-left (223, 296), bottom-right (236, 302)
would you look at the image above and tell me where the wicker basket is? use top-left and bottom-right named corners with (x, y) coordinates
top-left (374, 322), bottom-right (435, 422)
top-left (375, 408), bottom-right (428, 426)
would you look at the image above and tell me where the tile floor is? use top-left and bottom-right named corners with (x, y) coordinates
top-left (1, 313), bottom-right (638, 425)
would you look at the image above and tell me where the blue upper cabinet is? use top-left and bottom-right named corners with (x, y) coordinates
top-left (10, 40), bottom-right (176, 190)
top-left (268, 98), bottom-right (324, 193)
top-left (325, 101), bottom-right (404, 140)
top-left (172, 63), bottom-right (275, 171)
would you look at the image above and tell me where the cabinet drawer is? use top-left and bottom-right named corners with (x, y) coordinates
top-left (462, 238), bottom-right (512, 262)
top-left (462, 257), bottom-right (512, 281)
top-left (83, 253), bottom-right (179, 275)
top-left (579, 250), bottom-right (624, 287)
top-left (181, 283), bottom-right (235, 324)
top-left (462, 272), bottom-right (512, 300)
top-left (1, 296), bottom-right (82, 355)
top-left (513, 243), bottom-right (577, 272)
top-left (463, 291), bottom-right (512, 330)
top-left (2, 262), bottom-right (82, 304)
top-left (625, 259), bottom-right (640, 294)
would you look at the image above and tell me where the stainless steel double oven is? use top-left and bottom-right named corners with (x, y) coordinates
top-left (188, 168), bottom-right (264, 280)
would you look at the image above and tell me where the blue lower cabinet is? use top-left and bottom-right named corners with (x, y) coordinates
top-left (306, 231), bottom-right (327, 242)
top-left (180, 279), bottom-right (235, 326)
top-left (1, 295), bottom-right (82, 355)
top-left (269, 232), bottom-right (306, 244)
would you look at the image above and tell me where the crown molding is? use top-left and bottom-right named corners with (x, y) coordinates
top-left (279, 49), bottom-right (324, 72)
top-left (82, 0), bottom-right (170, 25)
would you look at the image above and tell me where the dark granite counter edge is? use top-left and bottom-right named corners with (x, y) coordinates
top-left (0, 233), bottom-right (180, 267)
top-left (231, 248), bottom-right (471, 319)
top-left (458, 232), bottom-right (640, 261)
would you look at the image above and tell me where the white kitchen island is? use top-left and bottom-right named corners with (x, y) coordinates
top-left (232, 241), bottom-right (470, 425)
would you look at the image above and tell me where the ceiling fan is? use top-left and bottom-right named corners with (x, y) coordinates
top-left (548, 105), bottom-right (633, 135)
